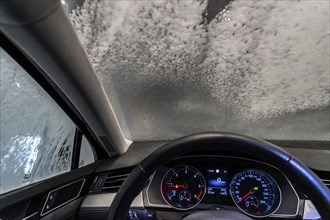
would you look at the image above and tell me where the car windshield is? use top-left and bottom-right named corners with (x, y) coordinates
top-left (65, 0), bottom-right (329, 141)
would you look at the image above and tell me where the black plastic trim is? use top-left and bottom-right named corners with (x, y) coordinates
top-left (41, 178), bottom-right (85, 216)
top-left (0, 160), bottom-right (103, 212)
top-left (72, 128), bottom-right (83, 169)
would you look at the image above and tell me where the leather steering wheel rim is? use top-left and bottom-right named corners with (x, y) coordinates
top-left (108, 132), bottom-right (330, 220)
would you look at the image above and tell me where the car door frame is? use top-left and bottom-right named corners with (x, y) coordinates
top-left (0, 30), bottom-right (107, 220)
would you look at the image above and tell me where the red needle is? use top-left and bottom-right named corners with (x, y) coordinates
top-left (168, 184), bottom-right (185, 189)
top-left (239, 192), bottom-right (251, 202)
top-left (197, 187), bottom-right (203, 199)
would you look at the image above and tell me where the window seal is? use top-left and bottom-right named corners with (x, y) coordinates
top-left (72, 128), bottom-right (83, 170)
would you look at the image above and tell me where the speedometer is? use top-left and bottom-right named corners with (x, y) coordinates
top-left (230, 169), bottom-right (281, 218)
top-left (161, 165), bottom-right (206, 210)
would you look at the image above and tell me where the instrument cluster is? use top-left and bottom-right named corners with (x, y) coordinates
top-left (145, 156), bottom-right (299, 218)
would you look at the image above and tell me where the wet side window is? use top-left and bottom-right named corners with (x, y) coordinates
top-left (78, 135), bottom-right (95, 168)
top-left (0, 48), bottom-right (76, 194)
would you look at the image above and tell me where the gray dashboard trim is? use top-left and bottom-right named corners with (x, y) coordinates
top-left (303, 200), bottom-right (321, 220)
top-left (270, 174), bottom-right (299, 217)
top-left (80, 192), bottom-right (144, 209)
top-left (146, 173), bottom-right (170, 208)
top-left (96, 141), bottom-right (330, 173)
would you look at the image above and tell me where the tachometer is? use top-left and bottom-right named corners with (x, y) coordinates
top-left (230, 169), bottom-right (281, 218)
top-left (161, 165), bottom-right (206, 210)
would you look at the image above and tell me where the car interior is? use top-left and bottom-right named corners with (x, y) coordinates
top-left (0, 1), bottom-right (329, 220)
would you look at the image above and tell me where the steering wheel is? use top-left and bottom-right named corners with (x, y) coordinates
top-left (107, 133), bottom-right (330, 219)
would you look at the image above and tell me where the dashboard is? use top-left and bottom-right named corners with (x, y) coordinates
top-left (144, 156), bottom-right (300, 219)
top-left (80, 141), bottom-right (329, 220)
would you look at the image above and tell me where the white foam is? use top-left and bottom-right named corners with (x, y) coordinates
top-left (69, 0), bottom-right (329, 140)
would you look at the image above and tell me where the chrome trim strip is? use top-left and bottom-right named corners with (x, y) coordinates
top-left (22, 212), bottom-right (38, 220)
top-left (106, 174), bottom-right (129, 179)
top-left (41, 178), bottom-right (85, 216)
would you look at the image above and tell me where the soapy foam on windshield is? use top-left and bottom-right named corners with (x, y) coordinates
top-left (70, 0), bottom-right (329, 119)
top-left (70, 0), bottom-right (329, 140)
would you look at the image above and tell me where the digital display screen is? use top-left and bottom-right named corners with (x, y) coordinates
top-left (207, 169), bottom-right (228, 196)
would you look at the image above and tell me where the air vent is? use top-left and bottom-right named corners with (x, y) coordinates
top-left (102, 173), bottom-right (129, 192)
top-left (321, 178), bottom-right (330, 190)
top-left (91, 168), bottom-right (132, 193)
top-left (313, 169), bottom-right (330, 190)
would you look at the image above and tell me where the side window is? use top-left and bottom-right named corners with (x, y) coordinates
top-left (0, 48), bottom-right (76, 194)
top-left (79, 135), bottom-right (95, 168)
